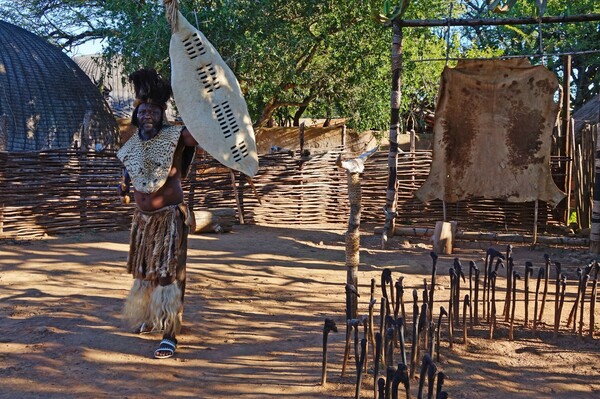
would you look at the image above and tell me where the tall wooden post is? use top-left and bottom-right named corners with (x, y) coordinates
top-left (0, 115), bottom-right (5, 236)
top-left (590, 124), bottom-right (600, 253)
top-left (338, 147), bottom-right (378, 319)
top-left (561, 55), bottom-right (572, 223)
top-left (382, 19), bottom-right (403, 249)
top-left (346, 171), bottom-right (361, 320)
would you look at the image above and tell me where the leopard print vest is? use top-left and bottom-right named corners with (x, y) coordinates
top-left (117, 125), bottom-right (183, 194)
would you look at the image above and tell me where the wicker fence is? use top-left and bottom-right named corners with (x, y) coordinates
top-left (1, 143), bottom-right (576, 239)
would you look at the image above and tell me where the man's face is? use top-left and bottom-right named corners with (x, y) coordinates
top-left (137, 103), bottom-right (162, 134)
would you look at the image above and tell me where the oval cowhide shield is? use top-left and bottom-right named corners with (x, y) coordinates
top-left (170, 11), bottom-right (258, 177)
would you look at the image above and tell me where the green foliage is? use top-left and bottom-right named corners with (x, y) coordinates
top-left (1, 1), bottom-right (599, 132)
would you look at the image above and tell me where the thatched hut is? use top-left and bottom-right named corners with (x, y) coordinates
top-left (0, 20), bottom-right (118, 152)
top-left (0, 21), bottom-right (125, 238)
top-left (573, 95), bottom-right (599, 135)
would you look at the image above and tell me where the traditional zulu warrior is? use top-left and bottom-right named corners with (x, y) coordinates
top-left (117, 68), bottom-right (198, 359)
top-left (117, 0), bottom-right (258, 359)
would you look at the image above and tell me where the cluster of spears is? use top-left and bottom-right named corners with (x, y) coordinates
top-left (320, 245), bottom-right (600, 399)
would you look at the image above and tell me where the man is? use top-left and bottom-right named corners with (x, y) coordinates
top-left (117, 68), bottom-right (198, 359)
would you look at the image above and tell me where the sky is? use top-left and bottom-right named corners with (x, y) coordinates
top-left (66, 39), bottom-right (105, 57)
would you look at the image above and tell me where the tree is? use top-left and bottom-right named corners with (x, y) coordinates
top-left (459, 0), bottom-right (600, 110)
top-left (1, 0), bottom-right (452, 132)
top-left (2, 1), bottom-right (597, 131)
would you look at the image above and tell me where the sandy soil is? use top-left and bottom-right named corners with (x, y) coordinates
top-left (0, 224), bottom-right (599, 399)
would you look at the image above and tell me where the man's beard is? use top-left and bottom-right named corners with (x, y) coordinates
top-left (139, 118), bottom-right (162, 136)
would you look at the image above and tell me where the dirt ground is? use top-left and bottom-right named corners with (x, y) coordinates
top-left (0, 224), bottom-right (599, 399)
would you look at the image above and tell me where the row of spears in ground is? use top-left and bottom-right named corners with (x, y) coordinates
top-left (320, 246), bottom-right (600, 399)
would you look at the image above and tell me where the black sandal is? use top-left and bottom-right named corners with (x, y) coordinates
top-left (154, 338), bottom-right (177, 359)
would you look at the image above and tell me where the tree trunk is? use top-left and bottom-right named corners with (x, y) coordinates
top-left (381, 20), bottom-right (403, 249)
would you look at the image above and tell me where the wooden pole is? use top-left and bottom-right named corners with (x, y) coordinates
top-left (565, 118), bottom-right (574, 225)
top-left (397, 13), bottom-right (600, 28)
top-left (230, 169), bottom-right (244, 224)
top-left (337, 147), bottom-right (377, 319)
top-left (561, 55), bottom-right (572, 223)
top-left (346, 171), bottom-right (361, 320)
top-left (299, 122), bottom-right (305, 154)
top-left (382, 19), bottom-right (403, 249)
top-left (591, 124), bottom-right (600, 253)
top-left (532, 200), bottom-right (539, 245)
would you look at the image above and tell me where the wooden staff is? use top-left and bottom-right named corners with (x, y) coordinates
top-left (566, 267), bottom-right (583, 329)
top-left (589, 263), bottom-right (599, 338)
top-left (488, 272), bottom-right (497, 340)
top-left (502, 245), bottom-right (513, 319)
top-left (509, 271), bottom-right (521, 341)
top-left (429, 251), bottom-right (438, 326)
top-left (468, 261), bottom-right (476, 329)
top-left (463, 294), bottom-right (470, 344)
top-left (538, 254), bottom-right (551, 324)
top-left (524, 262), bottom-right (533, 327)
top-left (321, 318), bottom-right (338, 386)
top-left (578, 272), bottom-right (590, 337)
top-left (555, 274), bottom-right (567, 337)
top-left (533, 267), bottom-right (545, 331)
top-left (553, 262), bottom-right (562, 334)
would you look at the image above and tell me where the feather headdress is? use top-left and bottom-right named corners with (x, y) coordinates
top-left (129, 68), bottom-right (172, 110)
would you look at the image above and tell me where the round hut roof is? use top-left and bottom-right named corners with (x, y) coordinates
top-left (73, 54), bottom-right (179, 121)
top-left (0, 20), bottom-right (118, 152)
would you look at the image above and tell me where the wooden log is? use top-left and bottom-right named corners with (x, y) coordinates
top-left (371, 226), bottom-right (590, 247)
top-left (192, 208), bottom-right (236, 233)
top-left (432, 221), bottom-right (456, 254)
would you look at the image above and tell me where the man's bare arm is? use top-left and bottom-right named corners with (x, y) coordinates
top-left (181, 127), bottom-right (199, 147)
top-left (117, 168), bottom-right (131, 197)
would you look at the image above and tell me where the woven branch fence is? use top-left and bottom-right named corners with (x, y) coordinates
top-left (1, 139), bottom-right (585, 239)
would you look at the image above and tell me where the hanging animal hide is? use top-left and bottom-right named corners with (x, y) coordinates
top-left (415, 58), bottom-right (566, 207)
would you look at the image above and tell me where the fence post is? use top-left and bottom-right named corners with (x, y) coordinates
top-left (590, 124), bottom-right (600, 253)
